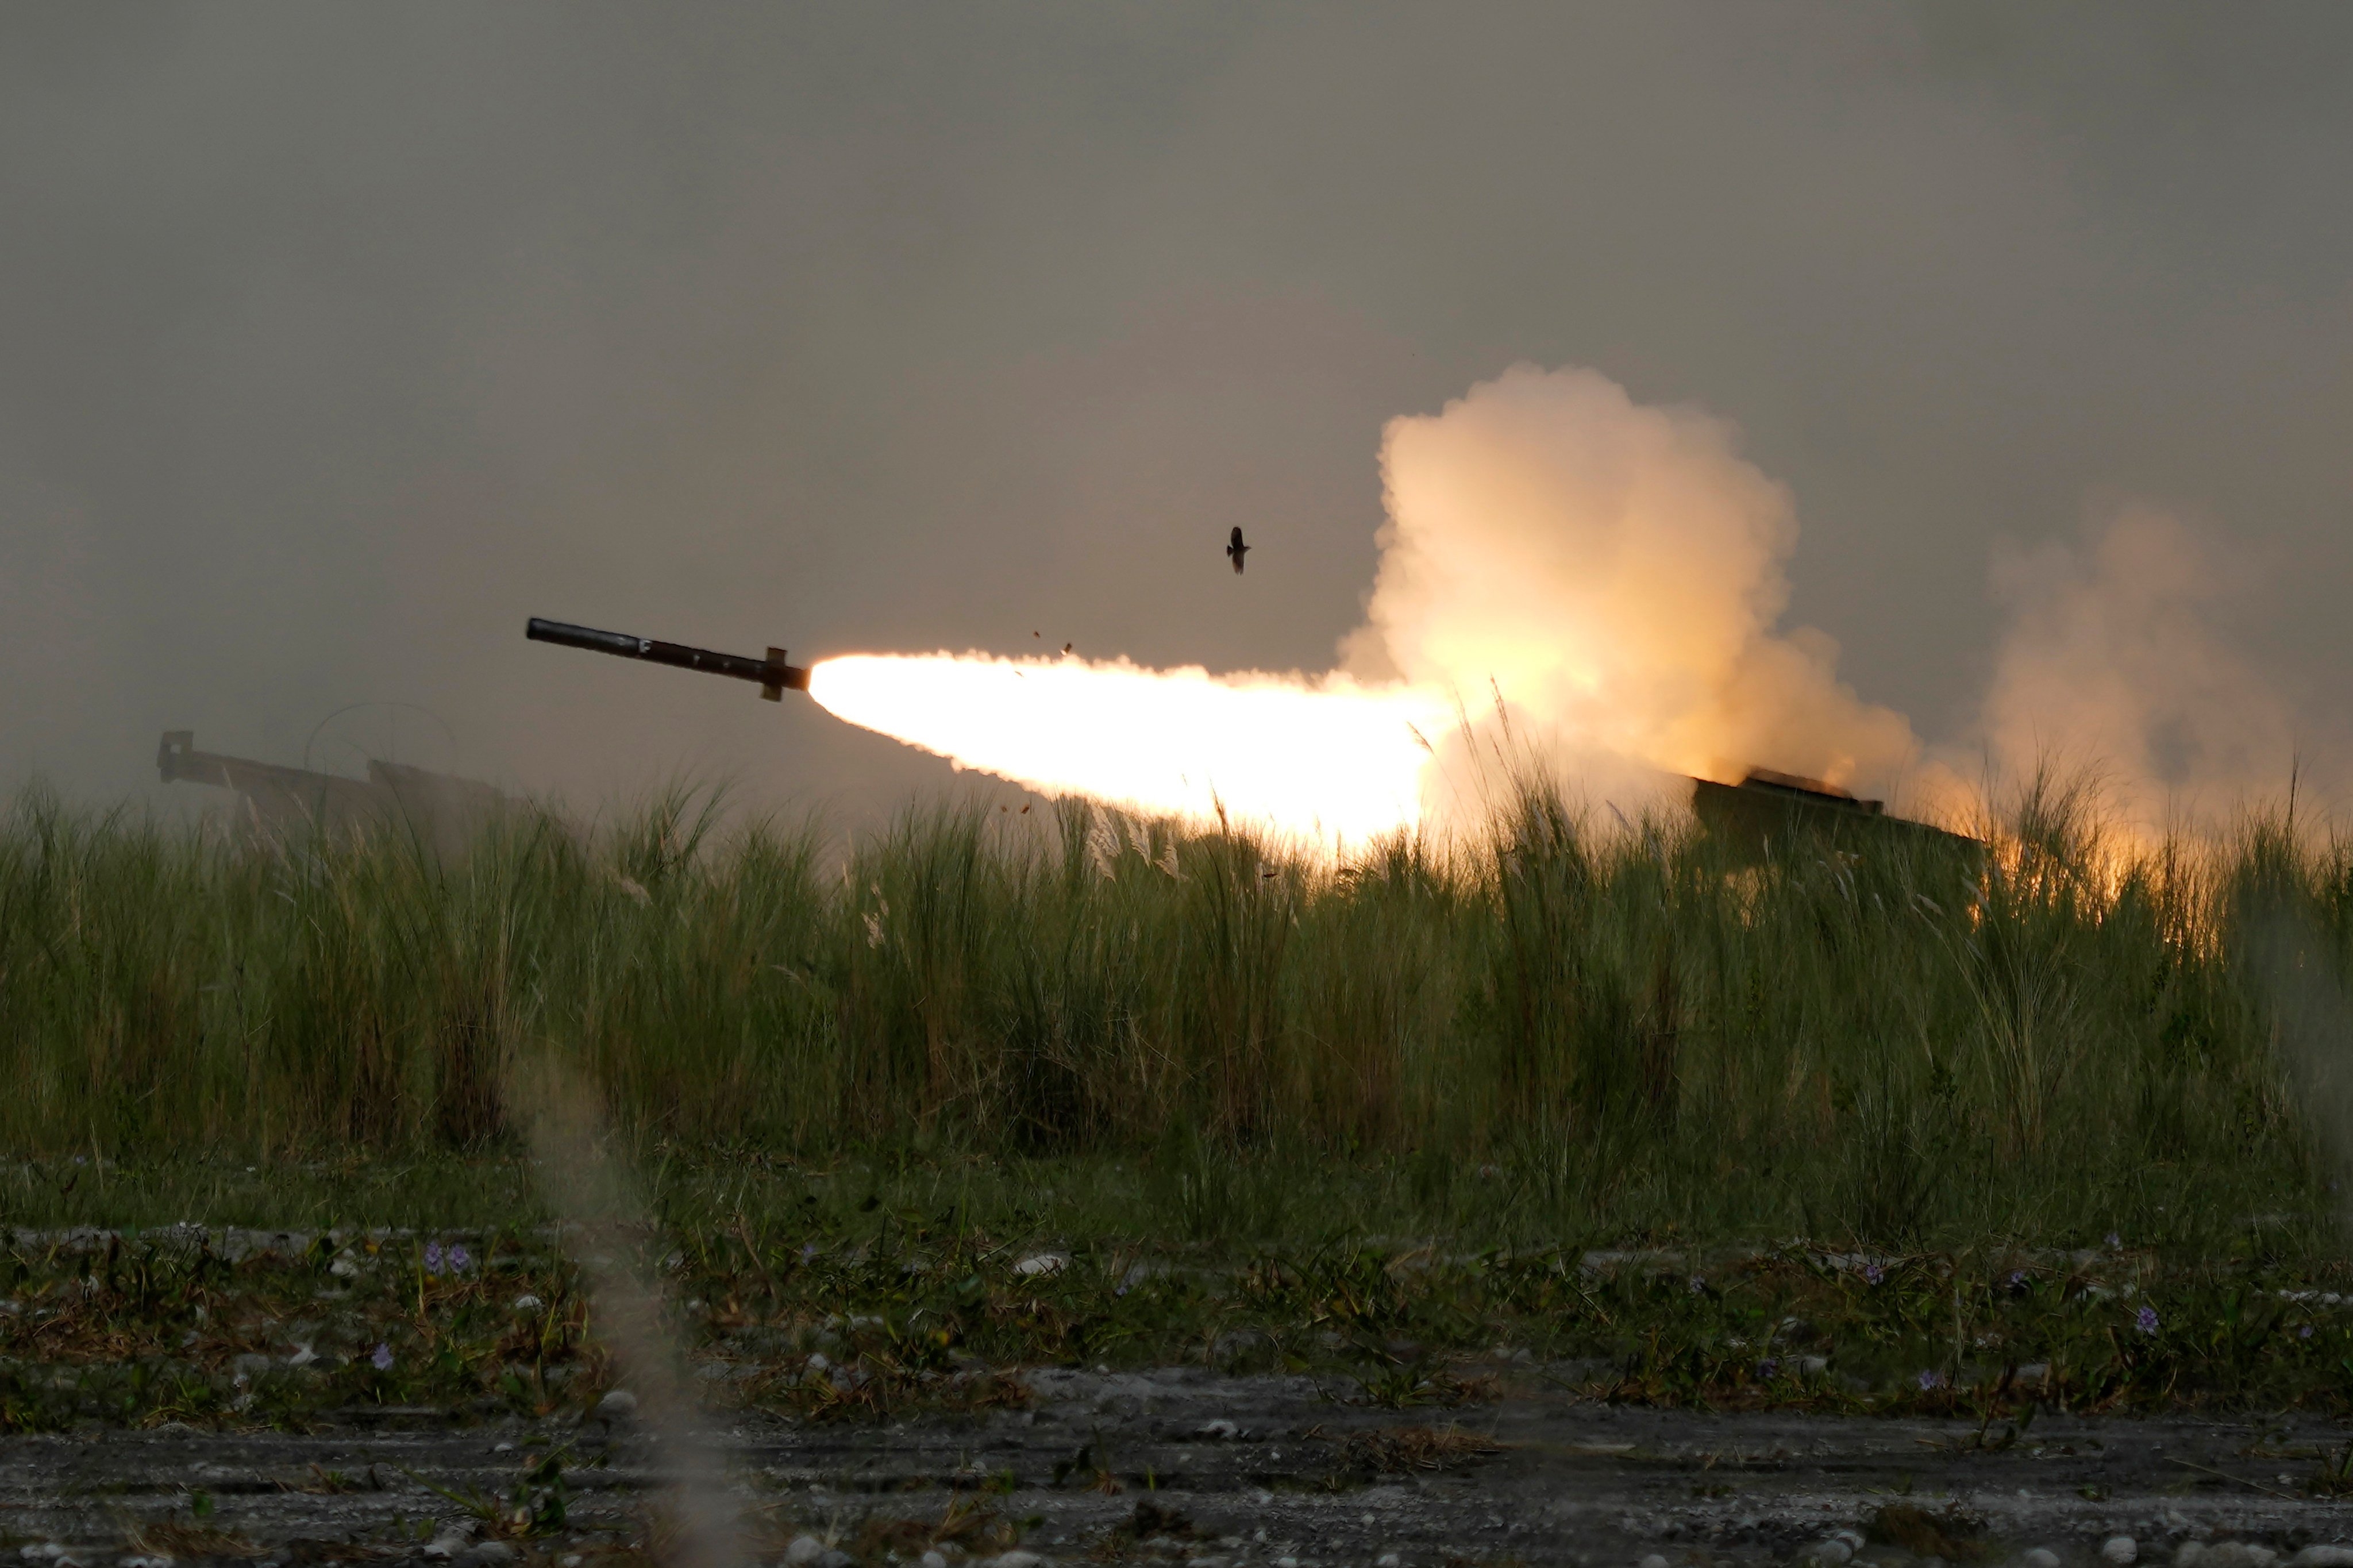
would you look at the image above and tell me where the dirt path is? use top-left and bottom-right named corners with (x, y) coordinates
top-left (10, 1367), bottom-right (2353, 1566)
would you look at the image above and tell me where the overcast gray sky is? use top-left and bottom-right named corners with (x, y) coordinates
top-left (5, 2), bottom-right (2349, 821)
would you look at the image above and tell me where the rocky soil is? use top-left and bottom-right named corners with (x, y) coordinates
top-left (10, 1366), bottom-right (2353, 1568)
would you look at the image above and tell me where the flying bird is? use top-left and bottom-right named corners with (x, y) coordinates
top-left (1227, 526), bottom-right (1251, 575)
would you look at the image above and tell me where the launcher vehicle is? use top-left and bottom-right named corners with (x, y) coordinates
top-left (157, 730), bottom-right (510, 850)
top-left (1690, 767), bottom-right (1979, 864)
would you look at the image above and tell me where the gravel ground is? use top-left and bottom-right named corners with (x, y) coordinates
top-left (10, 1367), bottom-right (2353, 1567)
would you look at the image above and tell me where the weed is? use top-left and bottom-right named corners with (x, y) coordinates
top-left (125, 1519), bottom-right (260, 1559)
top-left (847, 1495), bottom-right (1015, 1559)
top-left (1339, 1423), bottom-right (1503, 1474)
top-left (1867, 1501), bottom-right (1990, 1561)
top-left (2314, 1440), bottom-right (2353, 1497)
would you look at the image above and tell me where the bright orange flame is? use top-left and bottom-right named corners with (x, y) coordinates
top-left (806, 653), bottom-right (1451, 849)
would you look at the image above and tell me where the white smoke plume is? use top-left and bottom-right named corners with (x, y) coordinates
top-left (1345, 363), bottom-right (1921, 793)
top-left (1975, 506), bottom-right (2299, 829)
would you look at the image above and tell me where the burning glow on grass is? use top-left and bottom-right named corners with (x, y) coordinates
top-left (807, 653), bottom-right (1452, 848)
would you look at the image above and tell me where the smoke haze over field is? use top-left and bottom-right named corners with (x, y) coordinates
top-left (3, 4), bottom-right (2350, 829)
top-left (1982, 509), bottom-right (2305, 822)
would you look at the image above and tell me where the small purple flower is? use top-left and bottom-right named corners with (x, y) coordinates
top-left (2105, 1232), bottom-right (2122, 1250)
top-left (2302, 1325), bottom-right (2316, 1340)
top-left (1917, 1369), bottom-right (1944, 1391)
top-left (1757, 1357), bottom-right (1778, 1380)
top-left (799, 1243), bottom-right (819, 1263)
top-left (1688, 1276), bottom-right (1705, 1295)
top-left (423, 1241), bottom-right (444, 1276)
top-left (447, 1245), bottom-right (471, 1274)
top-left (2008, 1270), bottom-right (2027, 1288)
top-left (1115, 1284), bottom-right (1129, 1297)
top-left (2135, 1305), bottom-right (2159, 1335)
top-left (1863, 1263), bottom-right (1884, 1285)
top-left (371, 1342), bottom-right (394, 1371)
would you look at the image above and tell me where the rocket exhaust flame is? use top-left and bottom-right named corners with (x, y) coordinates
top-left (806, 653), bottom-right (1453, 849)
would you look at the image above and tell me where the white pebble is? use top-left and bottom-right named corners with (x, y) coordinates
top-left (1640, 1557), bottom-right (1671, 1568)
top-left (2290, 1551), bottom-right (2353, 1568)
top-left (996, 1554), bottom-right (1043, 1568)
top-left (1013, 1253), bottom-right (1068, 1277)
top-left (922, 1555), bottom-right (948, 1568)
top-left (2023, 1551), bottom-right (2062, 1568)
top-left (594, 1388), bottom-right (638, 1421)
top-left (784, 1539), bottom-right (826, 1567)
top-left (2104, 1539), bottom-right (2140, 1565)
top-left (511, 1294), bottom-right (543, 1312)
top-left (1813, 1543), bottom-right (1851, 1566)
top-left (2209, 1548), bottom-right (2279, 1568)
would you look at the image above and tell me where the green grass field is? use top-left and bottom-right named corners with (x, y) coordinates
top-left (3, 772), bottom-right (2346, 1253)
top-left (12, 775), bottom-right (2353, 1433)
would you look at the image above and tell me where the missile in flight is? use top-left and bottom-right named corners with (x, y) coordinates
top-left (525, 617), bottom-right (810, 700)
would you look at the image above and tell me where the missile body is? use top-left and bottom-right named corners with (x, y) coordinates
top-left (526, 618), bottom-right (809, 699)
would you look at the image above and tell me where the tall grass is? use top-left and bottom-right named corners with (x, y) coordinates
top-left (1, 775), bottom-right (2344, 1245)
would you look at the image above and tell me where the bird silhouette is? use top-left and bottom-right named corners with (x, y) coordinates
top-left (1227, 526), bottom-right (1251, 575)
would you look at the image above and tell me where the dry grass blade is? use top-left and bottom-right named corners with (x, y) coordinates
top-left (1868, 1502), bottom-right (1990, 1561)
top-left (126, 1520), bottom-right (263, 1559)
top-left (1340, 1422), bottom-right (1503, 1474)
top-left (850, 1496), bottom-right (1015, 1558)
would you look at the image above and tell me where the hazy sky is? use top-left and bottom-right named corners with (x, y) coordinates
top-left (6, 3), bottom-right (2350, 821)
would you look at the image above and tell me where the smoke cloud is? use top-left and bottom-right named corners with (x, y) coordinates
top-left (1975, 507), bottom-right (2300, 827)
top-left (1347, 364), bottom-right (1921, 793)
